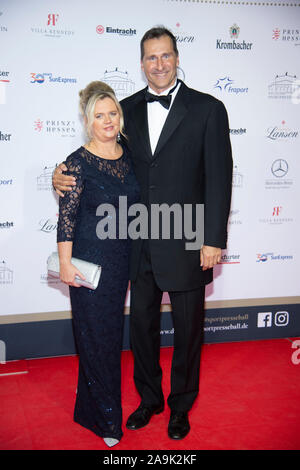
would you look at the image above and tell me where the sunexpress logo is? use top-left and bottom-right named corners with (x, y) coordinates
top-left (31, 73), bottom-right (77, 84)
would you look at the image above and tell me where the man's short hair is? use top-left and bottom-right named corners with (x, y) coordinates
top-left (140, 26), bottom-right (178, 60)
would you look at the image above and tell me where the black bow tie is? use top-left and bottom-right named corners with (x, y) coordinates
top-left (144, 81), bottom-right (179, 109)
top-left (145, 91), bottom-right (172, 109)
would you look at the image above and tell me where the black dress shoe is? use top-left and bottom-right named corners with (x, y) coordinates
top-left (126, 403), bottom-right (164, 430)
top-left (168, 411), bottom-right (190, 440)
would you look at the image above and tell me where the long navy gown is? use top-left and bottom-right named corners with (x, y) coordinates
top-left (57, 145), bottom-right (139, 440)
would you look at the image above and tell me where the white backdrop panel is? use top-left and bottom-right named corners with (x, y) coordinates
top-left (0, 0), bottom-right (299, 316)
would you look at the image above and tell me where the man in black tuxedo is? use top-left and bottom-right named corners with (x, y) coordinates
top-left (53, 27), bottom-right (232, 440)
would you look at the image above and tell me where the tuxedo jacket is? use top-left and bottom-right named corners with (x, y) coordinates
top-left (121, 81), bottom-right (233, 292)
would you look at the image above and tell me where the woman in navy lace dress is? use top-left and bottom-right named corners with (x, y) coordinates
top-left (57, 82), bottom-right (139, 447)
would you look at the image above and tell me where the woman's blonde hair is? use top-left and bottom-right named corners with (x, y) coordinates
top-left (79, 81), bottom-right (125, 140)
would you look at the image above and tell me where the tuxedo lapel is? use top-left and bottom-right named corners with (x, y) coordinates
top-left (132, 94), bottom-right (153, 161)
top-left (153, 83), bottom-right (189, 158)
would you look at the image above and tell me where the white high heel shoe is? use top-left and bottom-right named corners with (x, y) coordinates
top-left (103, 437), bottom-right (120, 447)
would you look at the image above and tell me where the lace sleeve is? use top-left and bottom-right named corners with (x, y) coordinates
top-left (57, 154), bottom-right (84, 242)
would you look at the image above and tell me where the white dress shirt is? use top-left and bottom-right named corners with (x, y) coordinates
top-left (147, 80), bottom-right (181, 154)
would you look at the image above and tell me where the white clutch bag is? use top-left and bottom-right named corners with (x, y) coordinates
top-left (47, 252), bottom-right (102, 290)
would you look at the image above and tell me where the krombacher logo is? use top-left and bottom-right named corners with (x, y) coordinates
top-left (216, 24), bottom-right (253, 50)
top-left (216, 39), bottom-right (253, 50)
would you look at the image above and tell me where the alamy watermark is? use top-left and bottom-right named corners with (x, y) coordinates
top-left (95, 197), bottom-right (204, 250)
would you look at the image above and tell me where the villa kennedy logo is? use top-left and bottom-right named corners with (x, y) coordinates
top-left (47, 14), bottom-right (59, 26)
top-left (259, 206), bottom-right (293, 225)
top-left (216, 24), bottom-right (253, 51)
top-left (214, 76), bottom-right (248, 95)
top-left (96, 24), bottom-right (136, 36)
top-left (31, 13), bottom-right (74, 38)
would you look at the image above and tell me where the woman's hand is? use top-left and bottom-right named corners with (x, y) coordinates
top-left (59, 261), bottom-right (85, 288)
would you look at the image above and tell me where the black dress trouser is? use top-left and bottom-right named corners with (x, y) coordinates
top-left (130, 240), bottom-right (205, 412)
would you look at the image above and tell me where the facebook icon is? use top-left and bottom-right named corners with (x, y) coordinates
top-left (257, 312), bottom-right (272, 328)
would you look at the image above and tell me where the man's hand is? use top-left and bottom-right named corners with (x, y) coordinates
top-left (52, 163), bottom-right (76, 197)
top-left (200, 245), bottom-right (222, 270)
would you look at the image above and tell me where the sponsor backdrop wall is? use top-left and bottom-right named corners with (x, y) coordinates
top-left (0, 0), bottom-right (300, 360)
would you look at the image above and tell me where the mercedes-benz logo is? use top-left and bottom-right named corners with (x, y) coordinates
top-left (271, 159), bottom-right (288, 178)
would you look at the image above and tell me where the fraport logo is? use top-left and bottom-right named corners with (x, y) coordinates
top-left (31, 73), bottom-right (77, 84)
top-left (214, 76), bottom-right (248, 95)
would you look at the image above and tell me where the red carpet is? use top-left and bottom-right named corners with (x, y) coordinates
top-left (0, 338), bottom-right (299, 450)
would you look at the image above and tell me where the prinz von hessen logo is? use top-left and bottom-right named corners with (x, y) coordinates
top-left (34, 118), bottom-right (76, 137)
top-left (216, 24), bottom-right (253, 50)
top-left (272, 27), bottom-right (300, 46)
